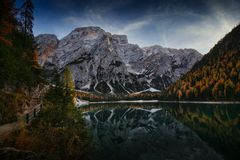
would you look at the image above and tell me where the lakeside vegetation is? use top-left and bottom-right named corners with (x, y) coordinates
top-left (1, 85), bottom-right (92, 160)
top-left (0, 0), bottom-right (41, 124)
top-left (0, 1), bottom-right (92, 159)
top-left (75, 90), bottom-right (162, 101)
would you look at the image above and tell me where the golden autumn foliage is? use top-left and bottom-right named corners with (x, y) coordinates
top-left (163, 50), bottom-right (240, 100)
top-left (161, 23), bottom-right (240, 100)
top-left (31, 49), bottom-right (40, 69)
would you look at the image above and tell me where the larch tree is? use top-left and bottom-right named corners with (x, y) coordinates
top-left (63, 66), bottom-right (75, 91)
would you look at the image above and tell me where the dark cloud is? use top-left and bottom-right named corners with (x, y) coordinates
top-left (16, 0), bottom-right (240, 53)
top-left (31, 0), bottom-right (209, 19)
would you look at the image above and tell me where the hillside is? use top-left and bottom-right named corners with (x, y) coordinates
top-left (0, 1), bottom-right (92, 159)
top-left (162, 25), bottom-right (240, 101)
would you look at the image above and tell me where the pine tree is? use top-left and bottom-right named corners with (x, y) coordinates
top-left (19, 0), bottom-right (40, 74)
top-left (0, 0), bottom-right (16, 45)
top-left (20, 0), bottom-right (34, 36)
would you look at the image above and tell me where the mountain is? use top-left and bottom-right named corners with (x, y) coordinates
top-left (35, 26), bottom-right (202, 94)
top-left (139, 46), bottom-right (202, 90)
top-left (35, 34), bottom-right (59, 67)
top-left (163, 24), bottom-right (240, 100)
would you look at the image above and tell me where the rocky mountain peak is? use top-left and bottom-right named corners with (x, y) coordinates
top-left (143, 45), bottom-right (170, 56)
top-left (35, 34), bottom-right (59, 66)
top-left (69, 26), bottom-right (107, 40)
top-left (36, 26), bottom-right (202, 94)
top-left (73, 26), bottom-right (104, 32)
top-left (112, 34), bottom-right (128, 44)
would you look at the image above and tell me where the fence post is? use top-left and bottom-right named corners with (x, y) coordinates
top-left (26, 113), bottom-right (29, 124)
top-left (34, 108), bottom-right (36, 117)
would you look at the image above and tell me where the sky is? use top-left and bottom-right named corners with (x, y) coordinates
top-left (17, 0), bottom-right (240, 54)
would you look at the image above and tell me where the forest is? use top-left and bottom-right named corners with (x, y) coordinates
top-left (0, 1), bottom-right (91, 159)
top-left (162, 25), bottom-right (240, 101)
top-left (0, 0), bottom-right (40, 124)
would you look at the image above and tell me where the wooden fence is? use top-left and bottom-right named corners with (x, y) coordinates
top-left (25, 85), bottom-right (50, 124)
top-left (25, 104), bottom-right (43, 124)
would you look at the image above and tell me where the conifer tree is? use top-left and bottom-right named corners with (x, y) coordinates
top-left (63, 66), bottom-right (75, 91)
top-left (0, 0), bottom-right (16, 45)
top-left (20, 0), bottom-right (34, 37)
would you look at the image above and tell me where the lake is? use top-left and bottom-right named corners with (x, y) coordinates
top-left (80, 102), bottom-right (240, 160)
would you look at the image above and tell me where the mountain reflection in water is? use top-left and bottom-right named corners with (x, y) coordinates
top-left (81, 103), bottom-right (240, 160)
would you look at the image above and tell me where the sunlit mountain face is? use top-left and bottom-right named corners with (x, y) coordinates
top-left (19, 0), bottom-right (240, 54)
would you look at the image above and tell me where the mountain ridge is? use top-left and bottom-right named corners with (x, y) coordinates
top-left (35, 26), bottom-right (202, 94)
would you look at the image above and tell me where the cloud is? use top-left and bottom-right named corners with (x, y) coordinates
top-left (33, 0), bottom-right (240, 54)
top-left (62, 15), bottom-right (118, 34)
top-left (61, 4), bottom-right (239, 54)
top-left (116, 18), bottom-right (152, 35)
top-left (161, 1), bottom-right (240, 54)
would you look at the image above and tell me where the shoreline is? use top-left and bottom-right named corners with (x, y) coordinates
top-left (86, 100), bottom-right (240, 105)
